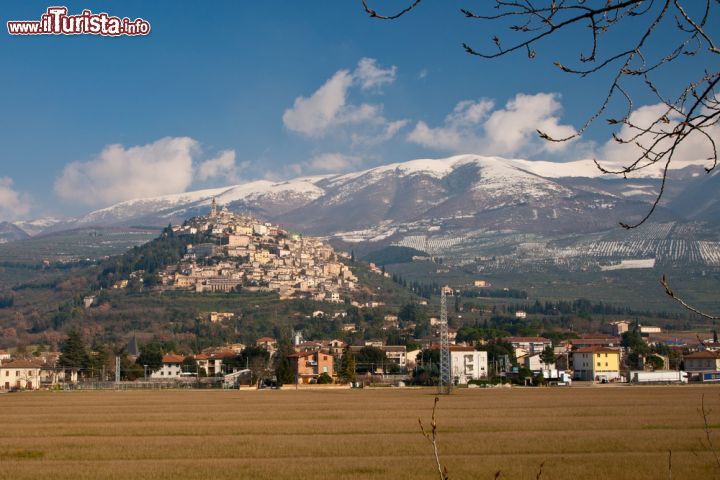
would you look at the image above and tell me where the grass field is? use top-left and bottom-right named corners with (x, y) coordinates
top-left (2, 387), bottom-right (720, 479)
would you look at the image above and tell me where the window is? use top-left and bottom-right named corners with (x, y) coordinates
top-left (605, 362), bottom-right (608, 367)
top-left (323, 366), bottom-right (328, 373)
top-left (596, 362), bottom-right (601, 367)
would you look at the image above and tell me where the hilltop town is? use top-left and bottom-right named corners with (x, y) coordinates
top-left (153, 199), bottom-right (357, 302)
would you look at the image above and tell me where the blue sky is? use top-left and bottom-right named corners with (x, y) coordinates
top-left (0, 1), bottom-right (711, 220)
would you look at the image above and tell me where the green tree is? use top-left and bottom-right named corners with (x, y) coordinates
top-left (120, 354), bottom-right (144, 381)
top-left (621, 330), bottom-right (650, 356)
top-left (88, 343), bottom-right (113, 380)
top-left (540, 345), bottom-right (556, 367)
top-left (136, 341), bottom-right (163, 372)
top-left (316, 372), bottom-right (333, 384)
top-left (354, 346), bottom-right (388, 374)
top-left (338, 347), bottom-right (357, 383)
top-left (275, 347), bottom-right (295, 385)
top-left (646, 355), bottom-right (665, 370)
top-left (58, 330), bottom-right (90, 370)
top-left (182, 356), bottom-right (196, 374)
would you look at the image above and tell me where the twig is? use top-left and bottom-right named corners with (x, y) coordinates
top-left (699, 394), bottom-right (720, 470)
top-left (661, 275), bottom-right (720, 320)
top-left (419, 396), bottom-right (450, 480)
top-left (361, 0), bottom-right (422, 20)
top-left (361, 1), bottom-right (720, 228)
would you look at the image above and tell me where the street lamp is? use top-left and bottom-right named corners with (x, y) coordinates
top-left (144, 364), bottom-right (148, 381)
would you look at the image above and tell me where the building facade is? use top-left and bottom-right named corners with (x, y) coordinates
top-left (150, 354), bottom-right (185, 379)
top-left (684, 351), bottom-right (720, 371)
top-left (0, 360), bottom-right (42, 390)
top-left (450, 347), bottom-right (488, 385)
top-left (572, 347), bottom-right (621, 381)
top-left (288, 351), bottom-right (334, 383)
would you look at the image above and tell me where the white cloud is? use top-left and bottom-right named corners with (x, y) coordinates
top-left (281, 153), bottom-right (364, 178)
top-left (282, 70), bottom-right (354, 137)
top-left (197, 150), bottom-right (243, 183)
top-left (54, 137), bottom-right (239, 207)
top-left (282, 58), bottom-right (402, 142)
top-left (407, 93), bottom-right (578, 157)
top-left (0, 177), bottom-right (30, 222)
top-left (308, 153), bottom-right (362, 172)
top-left (352, 119), bottom-right (409, 147)
top-left (354, 57), bottom-right (397, 91)
top-left (418, 68), bottom-right (428, 79)
top-left (601, 103), bottom-right (720, 167)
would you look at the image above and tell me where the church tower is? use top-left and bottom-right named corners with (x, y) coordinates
top-left (210, 198), bottom-right (217, 218)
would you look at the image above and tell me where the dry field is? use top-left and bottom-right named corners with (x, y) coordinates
top-left (1, 386), bottom-right (720, 479)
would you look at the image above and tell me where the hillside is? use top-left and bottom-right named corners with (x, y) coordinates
top-left (8, 154), bottom-right (718, 276)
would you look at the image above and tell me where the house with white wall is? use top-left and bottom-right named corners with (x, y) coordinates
top-left (450, 347), bottom-right (488, 384)
top-left (150, 354), bottom-right (185, 379)
top-left (0, 360), bottom-right (42, 390)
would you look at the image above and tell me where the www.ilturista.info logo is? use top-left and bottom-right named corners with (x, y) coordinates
top-left (7, 7), bottom-right (150, 36)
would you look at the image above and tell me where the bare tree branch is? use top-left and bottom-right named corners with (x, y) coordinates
top-left (361, 0), bottom-right (422, 20)
top-left (360, 0), bottom-right (720, 228)
top-left (661, 275), bottom-right (720, 320)
top-left (700, 394), bottom-right (720, 470)
top-left (418, 396), bottom-right (449, 480)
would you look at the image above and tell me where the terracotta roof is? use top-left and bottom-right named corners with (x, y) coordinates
top-left (685, 350), bottom-right (720, 359)
top-left (194, 354), bottom-right (209, 360)
top-left (162, 354), bottom-right (185, 363)
top-left (1, 360), bottom-right (42, 369)
top-left (256, 337), bottom-right (276, 343)
top-left (573, 347), bottom-right (620, 354)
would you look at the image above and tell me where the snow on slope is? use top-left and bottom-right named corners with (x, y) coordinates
top-left (32, 153), bottom-right (706, 232)
top-left (468, 155), bottom-right (573, 200)
top-left (76, 186), bottom-right (235, 224)
top-left (76, 177), bottom-right (329, 225)
top-left (510, 158), bottom-right (709, 179)
top-left (13, 217), bottom-right (66, 236)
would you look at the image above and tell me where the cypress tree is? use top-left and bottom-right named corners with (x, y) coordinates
top-left (338, 347), bottom-right (356, 383)
top-left (59, 330), bottom-right (90, 369)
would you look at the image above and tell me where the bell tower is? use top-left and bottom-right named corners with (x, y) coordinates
top-left (210, 198), bottom-right (217, 218)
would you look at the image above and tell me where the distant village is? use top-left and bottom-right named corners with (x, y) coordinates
top-left (114, 199), bottom-right (358, 302)
top-left (3, 311), bottom-right (720, 391)
top-left (2, 202), bottom-right (717, 392)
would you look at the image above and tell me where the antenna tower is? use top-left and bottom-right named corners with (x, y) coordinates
top-left (439, 286), bottom-right (452, 394)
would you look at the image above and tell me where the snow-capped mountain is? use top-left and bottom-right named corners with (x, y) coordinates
top-left (0, 221), bottom-right (30, 244)
top-left (7, 154), bottom-right (718, 271)
top-left (13, 154), bottom-right (709, 240)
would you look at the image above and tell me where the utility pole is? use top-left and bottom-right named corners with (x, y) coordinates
top-left (439, 286), bottom-right (452, 395)
top-left (115, 356), bottom-right (120, 385)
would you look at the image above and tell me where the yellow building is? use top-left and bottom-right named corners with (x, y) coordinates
top-left (572, 347), bottom-right (621, 382)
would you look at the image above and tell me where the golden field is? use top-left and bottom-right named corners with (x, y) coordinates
top-left (1, 386), bottom-right (720, 479)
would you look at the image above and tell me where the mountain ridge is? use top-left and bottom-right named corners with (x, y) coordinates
top-left (25, 154), bottom-right (708, 235)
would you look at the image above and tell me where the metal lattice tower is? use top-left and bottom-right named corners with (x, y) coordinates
top-left (439, 287), bottom-right (452, 394)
